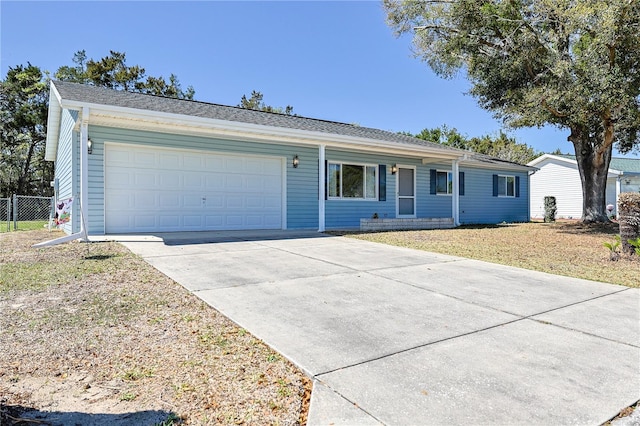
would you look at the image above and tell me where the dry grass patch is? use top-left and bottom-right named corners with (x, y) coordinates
top-left (0, 230), bottom-right (310, 425)
top-left (345, 221), bottom-right (638, 288)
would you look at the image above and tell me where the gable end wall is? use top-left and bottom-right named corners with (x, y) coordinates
top-left (54, 109), bottom-right (79, 234)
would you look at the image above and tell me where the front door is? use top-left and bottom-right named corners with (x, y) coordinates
top-left (397, 166), bottom-right (416, 217)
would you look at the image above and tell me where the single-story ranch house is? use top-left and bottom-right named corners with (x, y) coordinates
top-left (45, 81), bottom-right (535, 236)
top-left (528, 153), bottom-right (640, 219)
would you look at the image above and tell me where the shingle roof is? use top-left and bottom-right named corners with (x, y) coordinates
top-left (53, 80), bottom-right (460, 153)
top-left (558, 154), bottom-right (640, 173)
top-left (51, 81), bottom-right (533, 169)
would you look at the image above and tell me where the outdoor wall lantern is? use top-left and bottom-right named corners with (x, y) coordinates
top-left (293, 155), bottom-right (300, 168)
top-left (87, 138), bottom-right (93, 155)
top-left (391, 164), bottom-right (398, 174)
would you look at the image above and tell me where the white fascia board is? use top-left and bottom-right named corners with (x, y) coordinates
top-left (44, 82), bottom-right (63, 162)
top-left (459, 160), bottom-right (535, 172)
top-left (528, 154), bottom-right (622, 175)
top-left (527, 153), bottom-right (577, 167)
top-left (60, 99), bottom-right (464, 160)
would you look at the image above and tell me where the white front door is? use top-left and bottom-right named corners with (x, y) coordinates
top-left (397, 166), bottom-right (416, 218)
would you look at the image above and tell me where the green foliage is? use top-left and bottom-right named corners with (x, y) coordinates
top-left (618, 192), bottom-right (640, 255)
top-left (153, 414), bottom-right (182, 426)
top-left (238, 90), bottom-right (294, 115)
top-left (627, 237), bottom-right (640, 256)
top-left (384, 0), bottom-right (640, 222)
top-left (1, 51), bottom-right (197, 197)
top-left (0, 64), bottom-right (52, 197)
top-left (603, 235), bottom-right (621, 252)
top-left (54, 50), bottom-right (195, 99)
top-left (119, 392), bottom-right (137, 402)
top-left (409, 125), bottom-right (539, 164)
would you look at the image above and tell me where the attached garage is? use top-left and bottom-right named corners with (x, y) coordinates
top-left (104, 143), bottom-right (285, 233)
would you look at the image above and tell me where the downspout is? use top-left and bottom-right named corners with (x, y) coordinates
top-left (528, 169), bottom-right (536, 221)
top-left (452, 159), bottom-right (459, 226)
top-left (318, 144), bottom-right (326, 232)
top-left (33, 107), bottom-right (90, 247)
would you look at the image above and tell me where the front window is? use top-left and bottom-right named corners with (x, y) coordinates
top-left (328, 162), bottom-right (377, 200)
top-left (436, 171), bottom-right (453, 195)
top-left (498, 175), bottom-right (515, 197)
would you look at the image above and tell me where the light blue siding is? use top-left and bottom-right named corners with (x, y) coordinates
top-left (325, 150), bottom-right (399, 228)
top-left (78, 124), bottom-right (529, 233)
top-left (420, 161), bottom-right (454, 219)
top-left (459, 167), bottom-right (529, 224)
top-left (54, 109), bottom-right (79, 234)
top-left (86, 125), bottom-right (319, 233)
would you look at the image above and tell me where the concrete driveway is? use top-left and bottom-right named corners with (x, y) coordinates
top-left (117, 230), bottom-right (640, 425)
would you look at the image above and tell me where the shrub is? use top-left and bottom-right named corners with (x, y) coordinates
top-left (618, 192), bottom-right (640, 256)
top-left (544, 196), bottom-right (557, 223)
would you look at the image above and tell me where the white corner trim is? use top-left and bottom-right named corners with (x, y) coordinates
top-left (79, 107), bottom-right (90, 240)
top-left (44, 81), bottom-right (63, 162)
top-left (452, 159), bottom-right (460, 226)
top-left (318, 145), bottom-right (326, 232)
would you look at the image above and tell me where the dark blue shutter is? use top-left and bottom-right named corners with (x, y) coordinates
top-left (379, 165), bottom-right (386, 201)
top-left (459, 172), bottom-right (465, 196)
top-left (493, 174), bottom-right (499, 197)
top-left (324, 160), bottom-right (328, 200)
top-left (515, 176), bottom-right (520, 198)
top-left (430, 169), bottom-right (437, 194)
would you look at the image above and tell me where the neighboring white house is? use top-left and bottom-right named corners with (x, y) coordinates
top-left (528, 154), bottom-right (640, 219)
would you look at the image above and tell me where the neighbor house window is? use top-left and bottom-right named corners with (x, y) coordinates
top-left (436, 171), bottom-right (453, 195)
top-left (328, 162), bottom-right (377, 200)
top-left (497, 175), bottom-right (515, 197)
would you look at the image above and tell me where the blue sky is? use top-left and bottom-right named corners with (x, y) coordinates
top-left (2, 1), bottom-right (637, 158)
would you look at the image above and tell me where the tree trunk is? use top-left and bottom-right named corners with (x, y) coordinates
top-left (569, 127), bottom-right (613, 223)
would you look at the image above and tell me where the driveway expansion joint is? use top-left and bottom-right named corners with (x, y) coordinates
top-left (314, 316), bottom-right (526, 378)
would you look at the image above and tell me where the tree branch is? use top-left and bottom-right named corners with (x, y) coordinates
top-left (541, 99), bottom-right (569, 118)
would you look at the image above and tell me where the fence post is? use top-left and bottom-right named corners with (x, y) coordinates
top-left (49, 196), bottom-right (55, 231)
top-left (12, 194), bottom-right (17, 230)
top-left (5, 198), bottom-right (9, 232)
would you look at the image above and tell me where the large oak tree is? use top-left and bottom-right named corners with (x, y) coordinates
top-left (385, 0), bottom-right (640, 222)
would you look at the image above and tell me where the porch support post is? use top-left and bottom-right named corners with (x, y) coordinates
top-left (318, 144), bottom-right (326, 232)
top-left (452, 159), bottom-right (460, 226)
top-left (79, 107), bottom-right (90, 240)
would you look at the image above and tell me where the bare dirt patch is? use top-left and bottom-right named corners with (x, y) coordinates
top-left (0, 230), bottom-right (310, 425)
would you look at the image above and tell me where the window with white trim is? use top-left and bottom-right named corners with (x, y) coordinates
top-left (436, 170), bottom-right (453, 195)
top-left (498, 175), bottom-right (516, 197)
top-left (328, 162), bottom-right (377, 200)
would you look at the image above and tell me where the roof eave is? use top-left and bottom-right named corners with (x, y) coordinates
top-left (66, 100), bottom-right (465, 160)
top-left (460, 159), bottom-right (536, 172)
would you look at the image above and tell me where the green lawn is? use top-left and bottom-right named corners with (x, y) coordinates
top-left (0, 220), bottom-right (50, 233)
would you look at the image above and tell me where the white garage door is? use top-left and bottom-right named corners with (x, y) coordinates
top-left (105, 144), bottom-right (284, 233)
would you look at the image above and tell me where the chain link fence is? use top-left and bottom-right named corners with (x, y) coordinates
top-left (0, 198), bottom-right (10, 232)
top-left (0, 195), bottom-right (55, 232)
